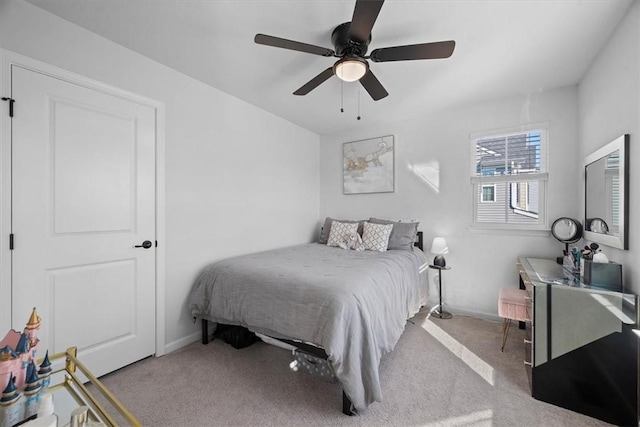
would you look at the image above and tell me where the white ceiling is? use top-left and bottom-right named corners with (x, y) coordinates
top-left (26, 0), bottom-right (633, 135)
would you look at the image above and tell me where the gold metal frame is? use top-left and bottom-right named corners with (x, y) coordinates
top-left (43, 347), bottom-right (141, 427)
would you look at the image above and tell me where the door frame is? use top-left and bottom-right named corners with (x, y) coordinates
top-left (0, 49), bottom-right (166, 357)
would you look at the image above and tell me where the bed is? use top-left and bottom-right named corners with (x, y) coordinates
top-left (188, 227), bottom-right (428, 414)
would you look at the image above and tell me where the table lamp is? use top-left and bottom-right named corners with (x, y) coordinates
top-left (430, 237), bottom-right (448, 267)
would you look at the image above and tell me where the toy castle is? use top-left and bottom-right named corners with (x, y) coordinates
top-left (0, 308), bottom-right (52, 427)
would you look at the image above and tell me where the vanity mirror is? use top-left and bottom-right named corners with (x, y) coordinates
top-left (551, 217), bottom-right (582, 264)
top-left (584, 134), bottom-right (629, 250)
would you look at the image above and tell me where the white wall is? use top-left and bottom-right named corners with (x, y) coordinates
top-left (319, 86), bottom-right (580, 319)
top-left (3, 0), bottom-right (634, 347)
top-left (578, 0), bottom-right (639, 294)
top-left (0, 0), bottom-right (320, 352)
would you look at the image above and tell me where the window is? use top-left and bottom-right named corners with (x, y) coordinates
top-left (481, 185), bottom-right (495, 202)
top-left (470, 125), bottom-right (548, 230)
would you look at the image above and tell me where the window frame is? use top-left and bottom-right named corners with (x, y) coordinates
top-left (470, 124), bottom-right (549, 232)
top-left (481, 184), bottom-right (496, 203)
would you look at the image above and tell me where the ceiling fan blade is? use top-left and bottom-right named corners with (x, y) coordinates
top-left (370, 40), bottom-right (455, 62)
top-left (293, 67), bottom-right (335, 96)
top-left (349, 0), bottom-right (384, 44)
top-left (255, 34), bottom-right (335, 57)
top-left (359, 70), bottom-right (388, 101)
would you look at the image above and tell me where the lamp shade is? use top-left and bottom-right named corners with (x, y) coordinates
top-left (334, 57), bottom-right (368, 82)
top-left (430, 237), bottom-right (449, 267)
top-left (430, 237), bottom-right (449, 255)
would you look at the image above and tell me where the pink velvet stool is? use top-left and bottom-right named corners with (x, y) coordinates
top-left (498, 287), bottom-right (529, 352)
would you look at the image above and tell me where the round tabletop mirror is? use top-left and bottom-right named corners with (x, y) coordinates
top-left (551, 217), bottom-right (582, 243)
top-left (551, 217), bottom-right (583, 264)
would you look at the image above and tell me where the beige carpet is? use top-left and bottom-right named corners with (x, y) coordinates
top-left (97, 310), bottom-right (613, 426)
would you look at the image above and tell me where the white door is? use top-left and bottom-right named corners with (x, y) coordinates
top-left (11, 65), bottom-right (156, 377)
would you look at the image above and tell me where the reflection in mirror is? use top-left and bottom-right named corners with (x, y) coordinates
top-left (585, 150), bottom-right (619, 235)
top-left (586, 218), bottom-right (609, 234)
top-left (584, 134), bottom-right (629, 250)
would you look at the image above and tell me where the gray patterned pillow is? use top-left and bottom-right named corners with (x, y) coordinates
top-left (327, 221), bottom-right (359, 247)
top-left (319, 217), bottom-right (363, 244)
top-left (362, 222), bottom-right (393, 252)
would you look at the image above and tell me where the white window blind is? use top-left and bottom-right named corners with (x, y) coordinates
top-left (470, 127), bottom-right (548, 229)
top-left (605, 153), bottom-right (620, 233)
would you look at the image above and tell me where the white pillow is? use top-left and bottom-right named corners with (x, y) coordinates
top-left (362, 222), bottom-right (393, 252)
top-left (327, 221), bottom-right (359, 247)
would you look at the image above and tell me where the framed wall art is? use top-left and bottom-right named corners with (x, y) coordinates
top-left (343, 135), bottom-right (394, 194)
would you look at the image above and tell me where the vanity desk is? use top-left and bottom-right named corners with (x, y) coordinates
top-left (517, 256), bottom-right (638, 426)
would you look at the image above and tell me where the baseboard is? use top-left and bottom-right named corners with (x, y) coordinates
top-left (166, 308), bottom-right (500, 356)
top-left (422, 303), bottom-right (501, 323)
top-left (162, 331), bottom-right (200, 355)
top-left (451, 307), bottom-right (501, 323)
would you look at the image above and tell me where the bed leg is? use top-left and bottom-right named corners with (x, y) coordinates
top-left (201, 319), bottom-right (210, 344)
top-left (342, 390), bottom-right (356, 416)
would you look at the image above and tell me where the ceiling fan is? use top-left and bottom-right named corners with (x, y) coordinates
top-left (254, 0), bottom-right (455, 101)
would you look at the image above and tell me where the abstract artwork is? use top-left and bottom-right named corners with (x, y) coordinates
top-left (343, 135), bottom-right (394, 194)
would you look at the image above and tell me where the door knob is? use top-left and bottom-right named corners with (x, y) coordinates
top-left (134, 240), bottom-right (153, 249)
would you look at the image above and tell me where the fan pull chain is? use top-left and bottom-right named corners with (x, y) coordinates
top-left (357, 87), bottom-right (361, 120)
top-left (340, 79), bottom-right (344, 113)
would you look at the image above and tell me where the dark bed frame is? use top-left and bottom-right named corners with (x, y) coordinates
top-left (200, 231), bottom-right (424, 415)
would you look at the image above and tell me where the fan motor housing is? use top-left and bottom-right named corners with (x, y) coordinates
top-left (331, 22), bottom-right (370, 57)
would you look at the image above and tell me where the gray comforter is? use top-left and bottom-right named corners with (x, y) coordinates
top-left (188, 243), bottom-right (428, 411)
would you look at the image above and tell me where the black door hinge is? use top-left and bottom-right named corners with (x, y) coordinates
top-left (1, 97), bottom-right (14, 117)
top-left (9, 234), bottom-right (14, 250)
top-left (155, 240), bottom-right (158, 247)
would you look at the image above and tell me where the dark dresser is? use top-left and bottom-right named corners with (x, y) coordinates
top-left (517, 256), bottom-right (638, 426)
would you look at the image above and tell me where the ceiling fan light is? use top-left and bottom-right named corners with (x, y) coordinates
top-left (334, 58), bottom-right (368, 82)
